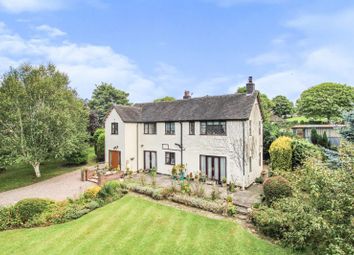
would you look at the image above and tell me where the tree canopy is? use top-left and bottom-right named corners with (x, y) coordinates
top-left (153, 96), bottom-right (176, 102)
top-left (296, 83), bottom-right (354, 121)
top-left (272, 95), bottom-right (294, 118)
top-left (88, 82), bottom-right (129, 125)
top-left (0, 64), bottom-right (88, 177)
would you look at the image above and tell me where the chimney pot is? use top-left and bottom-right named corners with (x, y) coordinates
top-left (183, 90), bottom-right (191, 99)
top-left (246, 76), bottom-right (255, 95)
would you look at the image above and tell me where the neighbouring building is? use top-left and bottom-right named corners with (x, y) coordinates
top-left (292, 124), bottom-right (345, 146)
top-left (105, 77), bottom-right (263, 189)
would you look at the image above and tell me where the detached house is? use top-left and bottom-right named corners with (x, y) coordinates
top-left (105, 77), bottom-right (263, 188)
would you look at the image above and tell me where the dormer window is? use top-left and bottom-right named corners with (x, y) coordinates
top-left (165, 122), bottom-right (175, 135)
top-left (111, 122), bottom-right (118, 135)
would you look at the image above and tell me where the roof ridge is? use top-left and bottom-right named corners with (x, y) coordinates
top-left (134, 92), bottom-right (254, 106)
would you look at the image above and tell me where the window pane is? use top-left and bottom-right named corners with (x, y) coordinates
top-left (200, 156), bottom-right (206, 176)
top-left (151, 152), bottom-right (157, 168)
top-left (207, 157), bottom-right (213, 179)
top-left (220, 158), bottom-right (226, 180)
top-left (214, 157), bottom-right (219, 181)
top-left (200, 122), bottom-right (206, 134)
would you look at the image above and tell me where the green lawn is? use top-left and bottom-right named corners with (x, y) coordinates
top-left (0, 195), bottom-right (298, 255)
top-left (0, 148), bottom-right (96, 192)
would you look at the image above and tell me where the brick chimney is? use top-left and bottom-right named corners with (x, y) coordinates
top-left (183, 90), bottom-right (191, 99)
top-left (246, 76), bottom-right (255, 95)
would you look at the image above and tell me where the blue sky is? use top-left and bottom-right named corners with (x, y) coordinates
top-left (0, 0), bottom-right (353, 102)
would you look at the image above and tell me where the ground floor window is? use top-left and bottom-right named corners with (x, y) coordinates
top-left (200, 155), bottom-right (226, 183)
top-left (165, 152), bottom-right (175, 165)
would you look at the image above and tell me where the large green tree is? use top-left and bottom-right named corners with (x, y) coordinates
top-left (0, 64), bottom-right (88, 177)
top-left (153, 96), bottom-right (176, 102)
top-left (296, 83), bottom-right (354, 121)
top-left (272, 95), bottom-right (294, 118)
top-left (88, 82), bottom-right (129, 125)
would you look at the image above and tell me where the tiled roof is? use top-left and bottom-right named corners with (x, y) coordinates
top-left (113, 92), bottom-right (259, 122)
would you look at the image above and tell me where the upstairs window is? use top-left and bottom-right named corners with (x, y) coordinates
top-left (165, 122), bottom-right (175, 135)
top-left (111, 122), bottom-right (118, 135)
top-left (144, 123), bottom-right (156, 134)
top-left (200, 121), bottom-right (226, 135)
top-left (189, 121), bottom-right (195, 135)
top-left (165, 152), bottom-right (175, 165)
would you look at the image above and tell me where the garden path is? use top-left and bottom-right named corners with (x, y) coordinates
top-left (0, 169), bottom-right (95, 206)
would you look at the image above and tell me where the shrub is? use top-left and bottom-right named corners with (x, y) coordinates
top-left (127, 183), bottom-right (163, 200)
top-left (96, 133), bottom-right (105, 162)
top-left (310, 128), bottom-right (319, 144)
top-left (210, 185), bottom-right (221, 201)
top-left (14, 198), bottom-right (54, 223)
top-left (228, 182), bottom-right (236, 192)
top-left (291, 138), bottom-right (322, 169)
top-left (269, 136), bottom-right (292, 171)
top-left (83, 186), bottom-right (101, 199)
top-left (255, 176), bottom-right (264, 184)
top-left (227, 204), bottom-right (237, 216)
top-left (64, 147), bottom-right (88, 165)
top-left (191, 180), bottom-right (205, 198)
top-left (263, 176), bottom-right (292, 205)
top-left (0, 206), bottom-right (21, 230)
top-left (160, 187), bottom-right (175, 198)
top-left (98, 181), bottom-right (123, 200)
top-left (180, 180), bottom-right (191, 195)
top-left (171, 194), bottom-right (225, 214)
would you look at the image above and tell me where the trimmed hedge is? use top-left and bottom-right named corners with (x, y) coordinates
top-left (263, 176), bottom-right (292, 205)
top-left (170, 194), bottom-right (225, 214)
top-left (269, 136), bottom-right (292, 171)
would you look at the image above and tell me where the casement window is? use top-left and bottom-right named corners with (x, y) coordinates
top-left (259, 152), bottom-right (262, 166)
top-left (189, 121), bottom-right (195, 135)
top-left (165, 152), bottom-right (175, 165)
top-left (200, 121), bottom-right (226, 135)
top-left (165, 122), bottom-right (175, 135)
top-left (259, 121), bottom-right (262, 135)
top-left (249, 120), bottom-right (252, 134)
top-left (144, 123), bottom-right (157, 134)
top-left (111, 122), bottom-right (118, 135)
top-left (200, 155), bottom-right (226, 183)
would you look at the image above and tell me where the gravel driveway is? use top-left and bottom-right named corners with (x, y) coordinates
top-left (0, 170), bottom-right (96, 206)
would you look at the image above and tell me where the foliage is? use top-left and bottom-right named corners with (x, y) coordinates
top-left (98, 181), bottom-right (125, 200)
top-left (88, 110), bottom-right (100, 138)
top-left (153, 96), bottom-right (176, 102)
top-left (127, 183), bottom-right (163, 200)
top-left (269, 136), bottom-right (293, 171)
top-left (14, 198), bottom-right (54, 224)
top-left (263, 122), bottom-right (280, 160)
top-left (88, 82), bottom-right (129, 125)
top-left (83, 186), bottom-right (102, 199)
top-left (96, 133), bottom-right (105, 162)
top-left (296, 82), bottom-right (354, 121)
top-left (340, 109), bottom-right (354, 142)
top-left (291, 138), bottom-right (322, 169)
top-left (191, 179), bottom-right (205, 198)
top-left (255, 176), bottom-right (264, 184)
top-left (171, 194), bottom-right (225, 214)
top-left (64, 146), bottom-right (89, 165)
top-left (319, 131), bottom-right (330, 148)
top-left (272, 95), bottom-right (294, 118)
top-left (263, 176), bottom-right (292, 205)
top-left (227, 204), bottom-right (237, 217)
top-left (338, 139), bottom-right (354, 172)
top-left (310, 128), bottom-right (319, 144)
top-left (322, 147), bottom-right (341, 169)
top-left (0, 64), bottom-right (89, 177)
top-left (210, 185), bottom-right (222, 200)
top-left (253, 159), bottom-right (354, 254)
top-left (180, 180), bottom-right (191, 195)
top-left (228, 181), bottom-right (236, 192)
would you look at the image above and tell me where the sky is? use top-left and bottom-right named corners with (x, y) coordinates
top-left (0, 0), bottom-right (353, 103)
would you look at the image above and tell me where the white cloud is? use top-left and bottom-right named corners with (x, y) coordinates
top-left (0, 0), bottom-right (65, 13)
top-left (242, 7), bottom-right (354, 101)
top-left (35, 25), bottom-right (66, 37)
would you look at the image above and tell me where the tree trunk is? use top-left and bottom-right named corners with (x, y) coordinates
top-left (32, 162), bottom-right (41, 177)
